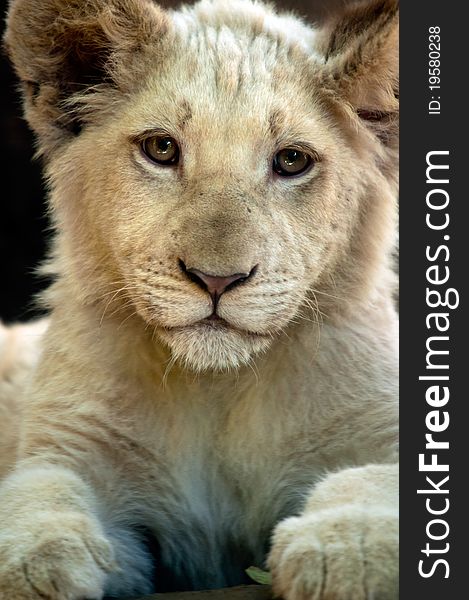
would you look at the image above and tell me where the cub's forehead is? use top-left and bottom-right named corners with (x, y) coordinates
top-left (128, 2), bottom-right (325, 136)
top-left (169, 0), bottom-right (321, 85)
top-left (170, 0), bottom-right (319, 61)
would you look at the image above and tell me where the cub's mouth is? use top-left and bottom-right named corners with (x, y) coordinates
top-left (199, 314), bottom-right (229, 326)
top-left (156, 316), bottom-right (273, 372)
top-left (161, 315), bottom-right (272, 339)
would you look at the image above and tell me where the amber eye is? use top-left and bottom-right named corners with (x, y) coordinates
top-left (273, 148), bottom-right (313, 177)
top-left (141, 135), bottom-right (180, 165)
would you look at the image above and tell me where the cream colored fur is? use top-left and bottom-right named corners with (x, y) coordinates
top-left (0, 0), bottom-right (399, 598)
top-left (0, 320), bottom-right (48, 480)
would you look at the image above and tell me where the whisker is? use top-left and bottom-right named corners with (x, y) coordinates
top-left (246, 358), bottom-right (260, 386)
top-left (105, 299), bottom-right (138, 321)
top-left (290, 314), bottom-right (322, 327)
top-left (162, 353), bottom-right (178, 389)
top-left (117, 310), bottom-right (140, 330)
top-left (308, 287), bottom-right (345, 302)
top-left (99, 284), bottom-right (142, 325)
top-left (97, 283), bottom-right (140, 300)
top-left (304, 295), bottom-right (329, 320)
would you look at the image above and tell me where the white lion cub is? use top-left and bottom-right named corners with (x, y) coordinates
top-left (0, 0), bottom-right (398, 598)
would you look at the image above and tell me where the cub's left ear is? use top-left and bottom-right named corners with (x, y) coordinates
top-left (316, 0), bottom-right (399, 145)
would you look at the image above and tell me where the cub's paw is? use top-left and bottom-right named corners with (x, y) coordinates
top-left (267, 505), bottom-right (398, 600)
top-left (0, 511), bottom-right (117, 600)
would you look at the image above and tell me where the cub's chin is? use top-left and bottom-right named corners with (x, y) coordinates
top-left (157, 321), bottom-right (272, 372)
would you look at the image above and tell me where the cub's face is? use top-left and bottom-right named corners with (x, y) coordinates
top-left (6, 0), bottom-right (398, 372)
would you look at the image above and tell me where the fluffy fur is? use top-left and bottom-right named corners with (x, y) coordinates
top-left (0, 0), bottom-right (399, 598)
top-left (0, 320), bottom-right (48, 479)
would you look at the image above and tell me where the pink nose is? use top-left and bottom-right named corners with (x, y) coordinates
top-left (179, 260), bottom-right (256, 304)
top-left (187, 268), bottom-right (249, 297)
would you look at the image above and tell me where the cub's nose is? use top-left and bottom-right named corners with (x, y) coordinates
top-left (179, 260), bottom-right (256, 303)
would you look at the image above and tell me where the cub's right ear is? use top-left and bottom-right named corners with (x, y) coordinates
top-left (4, 0), bottom-right (170, 155)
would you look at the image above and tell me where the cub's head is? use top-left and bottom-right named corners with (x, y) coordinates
top-left (5, 0), bottom-right (398, 372)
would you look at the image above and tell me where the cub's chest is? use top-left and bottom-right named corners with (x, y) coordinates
top-left (130, 390), bottom-right (350, 589)
top-left (142, 433), bottom-right (310, 591)
top-left (141, 402), bottom-right (315, 537)
top-left (137, 439), bottom-right (251, 588)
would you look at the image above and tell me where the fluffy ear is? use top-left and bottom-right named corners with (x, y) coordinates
top-left (316, 0), bottom-right (399, 146)
top-left (4, 0), bottom-right (170, 152)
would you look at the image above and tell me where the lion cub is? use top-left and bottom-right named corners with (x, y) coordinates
top-left (1, 0), bottom-right (398, 598)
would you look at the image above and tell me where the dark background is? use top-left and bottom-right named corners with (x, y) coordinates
top-left (0, 0), bottom-right (344, 324)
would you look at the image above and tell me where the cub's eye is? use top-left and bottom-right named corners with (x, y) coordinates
top-left (141, 135), bottom-right (180, 165)
top-left (273, 148), bottom-right (313, 177)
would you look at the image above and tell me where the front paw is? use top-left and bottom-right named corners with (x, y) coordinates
top-left (268, 506), bottom-right (398, 600)
top-left (0, 511), bottom-right (117, 600)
